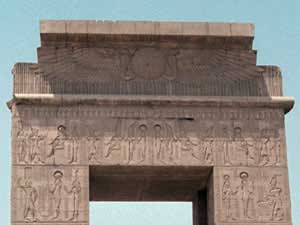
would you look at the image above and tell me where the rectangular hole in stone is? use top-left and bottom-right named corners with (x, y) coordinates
top-left (89, 166), bottom-right (212, 225)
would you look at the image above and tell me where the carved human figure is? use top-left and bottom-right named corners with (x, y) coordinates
top-left (222, 175), bottom-right (235, 220)
top-left (105, 119), bottom-right (123, 159)
top-left (232, 127), bottom-right (255, 166)
top-left (17, 129), bottom-right (29, 164)
top-left (203, 139), bottom-right (214, 164)
top-left (28, 127), bottom-right (45, 164)
top-left (68, 137), bottom-right (78, 164)
top-left (48, 125), bottom-right (67, 164)
top-left (49, 170), bottom-right (64, 220)
top-left (233, 172), bottom-right (254, 219)
top-left (156, 123), bottom-right (178, 164)
top-left (135, 124), bottom-right (147, 164)
top-left (181, 135), bottom-right (198, 160)
top-left (163, 123), bottom-right (174, 163)
top-left (87, 134), bottom-right (102, 163)
top-left (17, 175), bottom-right (39, 222)
top-left (66, 169), bottom-right (81, 221)
top-left (222, 126), bottom-right (232, 165)
top-left (258, 175), bottom-right (284, 221)
top-left (68, 124), bottom-right (81, 164)
top-left (259, 138), bottom-right (273, 166)
top-left (268, 175), bottom-right (284, 221)
top-left (105, 135), bottom-right (122, 158)
top-left (154, 124), bottom-right (165, 164)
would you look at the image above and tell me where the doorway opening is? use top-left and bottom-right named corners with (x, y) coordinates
top-left (90, 201), bottom-right (192, 225)
top-left (89, 166), bottom-right (212, 225)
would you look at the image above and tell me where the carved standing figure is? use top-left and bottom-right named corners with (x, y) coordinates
top-left (68, 137), bottom-right (78, 164)
top-left (17, 176), bottom-right (39, 222)
top-left (49, 170), bottom-right (64, 220)
top-left (203, 139), bottom-right (214, 164)
top-left (67, 169), bottom-right (81, 221)
top-left (156, 123), bottom-right (178, 164)
top-left (164, 123), bottom-right (179, 164)
top-left (222, 126), bottom-right (232, 165)
top-left (259, 138), bottom-right (273, 166)
top-left (233, 172), bottom-right (254, 219)
top-left (135, 124), bottom-right (147, 164)
top-left (87, 134), bottom-right (101, 163)
top-left (154, 124), bottom-right (165, 164)
top-left (223, 140), bottom-right (231, 165)
top-left (222, 175), bottom-right (235, 220)
top-left (29, 127), bottom-right (45, 164)
top-left (124, 121), bottom-right (138, 164)
top-left (232, 127), bottom-right (255, 166)
top-left (17, 129), bottom-right (28, 164)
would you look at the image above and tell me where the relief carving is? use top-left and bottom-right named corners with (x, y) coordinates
top-left (68, 138), bottom-right (79, 165)
top-left (234, 172), bottom-right (255, 219)
top-left (222, 126), bottom-right (283, 167)
top-left (221, 171), bottom-right (256, 221)
top-left (17, 127), bottom-right (46, 164)
top-left (13, 114), bottom-right (285, 167)
top-left (222, 175), bottom-right (235, 220)
top-left (17, 129), bottom-right (29, 164)
top-left (66, 169), bottom-right (82, 221)
top-left (47, 125), bottom-right (79, 165)
top-left (257, 175), bottom-right (284, 221)
top-left (155, 122), bottom-right (179, 165)
top-left (16, 106), bottom-right (283, 121)
top-left (121, 48), bottom-right (178, 81)
top-left (226, 127), bottom-right (256, 166)
top-left (49, 170), bottom-right (64, 220)
top-left (87, 132), bottom-right (102, 164)
top-left (28, 128), bottom-right (46, 164)
top-left (48, 125), bottom-right (67, 165)
top-left (218, 168), bottom-right (289, 223)
top-left (105, 121), bottom-right (150, 164)
top-left (17, 167), bottom-right (39, 223)
top-left (259, 138), bottom-right (282, 166)
top-left (14, 167), bottom-right (87, 223)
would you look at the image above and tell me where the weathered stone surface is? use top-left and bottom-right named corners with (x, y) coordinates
top-left (40, 20), bottom-right (254, 37)
top-left (9, 20), bottom-right (294, 225)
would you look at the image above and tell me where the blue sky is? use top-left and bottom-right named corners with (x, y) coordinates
top-left (0, 0), bottom-right (299, 225)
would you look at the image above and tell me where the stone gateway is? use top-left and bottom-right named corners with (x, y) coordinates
top-left (8, 20), bottom-right (294, 225)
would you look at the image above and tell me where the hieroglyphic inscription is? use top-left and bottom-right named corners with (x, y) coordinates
top-left (14, 106), bottom-right (284, 121)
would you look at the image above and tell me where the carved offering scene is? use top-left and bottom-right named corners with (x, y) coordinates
top-left (11, 166), bottom-right (89, 224)
top-left (12, 106), bottom-right (287, 167)
top-left (216, 167), bottom-right (291, 223)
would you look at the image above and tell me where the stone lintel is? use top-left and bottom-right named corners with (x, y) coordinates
top-left (9, 95), bottom-right (294, 114)
top-left (40, 20), bottom-right (254, 37)
top-left (40, 20), bottom-right (254, 47)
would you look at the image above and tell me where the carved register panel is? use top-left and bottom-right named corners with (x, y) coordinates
top-left (9, 20), bottom-right (294, 225)
top-left (12, 166), bottom-right (88, 224)
top-left (12, 106), bottom-right (286, 168)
